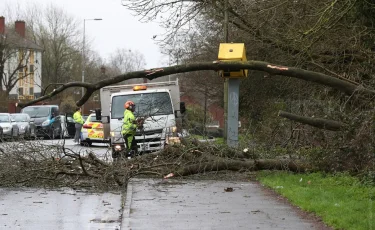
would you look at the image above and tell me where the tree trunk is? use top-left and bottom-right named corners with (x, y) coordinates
top-left (175, 159), bottom-right (309, 176)
top-left (18, 60), bottom-right (375, 108)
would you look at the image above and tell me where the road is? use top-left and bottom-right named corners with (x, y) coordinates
top-left (0, 187), bottom-right (122, 230)
top-left (0, 138), bottom-right (329, 230)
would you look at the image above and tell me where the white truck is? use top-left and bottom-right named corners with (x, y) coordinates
top-left (98, 80), bottom-right (186, 158)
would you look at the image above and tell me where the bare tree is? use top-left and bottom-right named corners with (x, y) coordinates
top-left (108, 48), bottom-right (146, 84)
top-left (27, 4), bottom-right (82, 87)
top-left (0, 32), bottom-right (33, 96)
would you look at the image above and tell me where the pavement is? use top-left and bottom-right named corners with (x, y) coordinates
top-left (0, 139), bottom-right (326, 230)
top-left (121, 179), bottom-right (318, 230)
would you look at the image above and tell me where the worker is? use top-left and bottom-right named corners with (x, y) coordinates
top-left (73, 107), bottom-right (84, 144)
top-left (122, 101), bottom-right (142, 158)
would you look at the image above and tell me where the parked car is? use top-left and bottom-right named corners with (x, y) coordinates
top-left (0, 113), bottom-right (19, 138)
top-left (80, 113), bottom-right (107, 146)
top-left (11, 113), bottom-right (35, 138)
top-left (60, 115), bottom-right (76, 138)
top-left (21, 105), bottom-right (63, 139)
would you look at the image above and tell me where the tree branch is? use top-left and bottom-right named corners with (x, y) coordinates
top-left (278, 110), bottom-right (346, 131)
top-left (18, 60), bottom-right (375, 108)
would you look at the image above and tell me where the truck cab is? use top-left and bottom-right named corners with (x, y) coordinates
top-left (99, 80), bottom-right (186, 158)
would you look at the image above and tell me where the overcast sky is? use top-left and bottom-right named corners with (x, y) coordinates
top-left (1, 0), bottom-right (167, 68)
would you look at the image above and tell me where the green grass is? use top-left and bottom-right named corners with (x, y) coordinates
top-left (189, 134), bottom-right (225, 145)
top-left (258, 171), bottom-right (375, 230)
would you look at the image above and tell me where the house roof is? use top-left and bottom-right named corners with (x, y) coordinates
top-left (4, 30), bottom-right (43, 51)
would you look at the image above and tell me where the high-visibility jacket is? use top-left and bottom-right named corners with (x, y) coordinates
top-left (122, 109), bottom-right (136, 135)
top-left (73, 111), bottom-right (84, 124)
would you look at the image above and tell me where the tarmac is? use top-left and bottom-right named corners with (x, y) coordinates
top-left (121, 179), bottom-right (319, 230)
top-left (0, 179), bottom-right (325, 230)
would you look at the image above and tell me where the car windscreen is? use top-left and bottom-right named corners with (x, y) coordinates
top-left (0, 115), bottom-right (10, 123)
top-left (111, 92), bottom-right (173, 119)
top-left (22, 107), bottom-right (51, 118)
top-left (12, 114), bottom-right (29, 122)
top-left (88, 115), bottom-right (101, 122)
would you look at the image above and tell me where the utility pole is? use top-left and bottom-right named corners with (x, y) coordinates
top-left (204, 85), bottom-right (208, 137)
top-left (82, 18), bottom-right (102, 114)
top-left (223, 0), bottom-right (229, 141)
top-left (220, 0), bottom-right (242, 148)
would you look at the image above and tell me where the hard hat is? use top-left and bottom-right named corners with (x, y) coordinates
top-left (124, 101), bottom-right (135, 109)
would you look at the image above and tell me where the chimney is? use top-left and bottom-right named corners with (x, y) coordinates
top-left (0, 16), bottom-right (4, 34)
top-left (100, 66), bottom-right (106, 74)
top-left (15, 20), bottom-right (25, 38)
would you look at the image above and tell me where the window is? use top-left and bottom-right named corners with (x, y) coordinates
top-left (29, 87), bottom-right (34, 95)
top-left (111, 92), bottom-right (173, 119)
top-left (18, 49), bottom-right (24, 62)
top-left (11, 114), bottom-right (29, 122)
top-left (18, 73), bottom-right (23, 87)
top-left (89, 114), bottom-right (101, 122)
top-left (28, 74), bottom-right (34, 86)
top-left (30, 50), bottom-right (34, 64)
top-left (22, 106), bottom-right (51, 118)
top-left (18, 88), bottom-right (23, 96)
top-left (0, 115), bottom-right (10, 123)
top-left (29, 65), bottom-right (34, 73)
top-left (51, 107), bottom-right (58, 117)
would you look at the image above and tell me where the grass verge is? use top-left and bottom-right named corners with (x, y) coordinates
top-left (257, 171), bottom-right (375, 230)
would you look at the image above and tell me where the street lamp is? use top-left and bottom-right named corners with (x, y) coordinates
top-left (82, 18), bottom-right (102, 113)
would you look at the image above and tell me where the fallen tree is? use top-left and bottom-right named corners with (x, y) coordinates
top-left (18, 60), bottom-right (375, 108)
top-left (0, 138), bottom-right (311, 189)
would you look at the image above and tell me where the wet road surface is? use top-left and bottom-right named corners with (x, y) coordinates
top-left (122, 179), bottom-right (319, 230)
top-left (0, 188), bottom-right (122, 230)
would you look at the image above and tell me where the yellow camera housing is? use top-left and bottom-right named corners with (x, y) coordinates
top-left (218, 43), bottom-right (248, 78)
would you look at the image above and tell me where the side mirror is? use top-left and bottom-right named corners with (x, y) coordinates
top-left (101, 116), bottom-right (110, 124)
top-left (95, 108), bottom-right (102, 121)
top-left (180, 102), bottom-right (186, 114)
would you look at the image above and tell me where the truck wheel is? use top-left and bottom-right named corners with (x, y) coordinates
top-left (112, 151), bottom-right (118, 159)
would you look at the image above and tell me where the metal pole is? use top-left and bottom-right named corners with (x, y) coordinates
top-left (223, 0), bottom-right (229, 141)
top-left (81, 18), bottom-right (102, 114)
top-left (82, 19), bottom-right (86, 113)
top-left (222, 0), bottom-right (239, 147)
top-left (227, 79), bottom-right (240, 147)
top-left (204, 86), bottom-right (207, 137)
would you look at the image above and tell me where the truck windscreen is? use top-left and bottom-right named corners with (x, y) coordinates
top-left (111, 92), bottom-right (173, 119)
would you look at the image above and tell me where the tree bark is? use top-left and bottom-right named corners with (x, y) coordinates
top-left (175, 159), bottom-right (308, 176)
top-left (278, 110), bottom-right (346, 131)
top-left (17, 60), bottom-right (375, 108)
